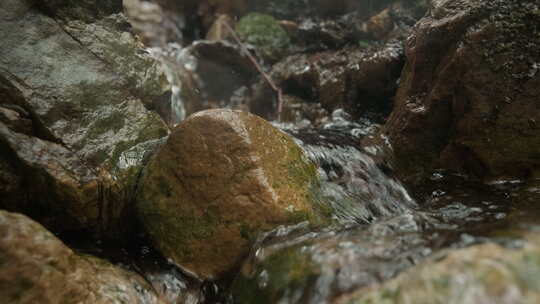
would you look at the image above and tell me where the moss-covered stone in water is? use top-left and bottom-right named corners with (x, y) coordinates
top-left (233, 245), bottom-right (320, 304)
top-left (236, 13), bottom-right (290, 62)
top-left (136, 109), bottom-right (330, 279)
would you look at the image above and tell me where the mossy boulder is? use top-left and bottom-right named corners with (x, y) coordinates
top-left (0, 0), bottom-right (168, 237)
top-left (337, 234), bottom-right (540, 304)
top-left (236, 13), bottom-right (290, 62)
top-left (0, 210), bottom-right (163, 304)
top-left (136, 109), bottom-right (326, 279)
top-left (384, 0), bottom-right (540, 183)
top-left (232, 243), bottom-right (320, 304)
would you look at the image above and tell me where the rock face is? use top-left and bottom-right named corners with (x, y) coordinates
top-left (137, 109), bottom-right (325, 279)
top-left (33, 0), bottom-right (123, 22)
top-left (0, 0), bottom-right (169, 237)
top-left (0, 210), bottom-right (163, 304)
top-left (384, 0), bottom-right (540, 182)
top-left (338, 234), bottom-right (540, 304)
top-left (250, 41), bottom-right (405, 121)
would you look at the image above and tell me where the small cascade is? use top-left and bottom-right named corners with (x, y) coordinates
top-left (279, 109), bottom-right (416, 224)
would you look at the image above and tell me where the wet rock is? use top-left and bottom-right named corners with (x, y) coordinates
top-left (292, 18), bottom-right (352, 51)
top-left (60, 13), bottom-right (171, 118)
top-left (236, 13), bottom-right (291, 63)
top-left (337, 234), bottom-right (540, 304)
top-left (137, 109), bottom-right (327, 279)
top-left (357, 8), bottom-right (395, 40)
top-left (384, 0), bottom-right (540, 182)
top-left (33, 0), bottom-right (123, 22)
top-left (0, 210), bottom-right (163, 304)
top-left (231, 214), bottom-right (430, 304)
top-left (0, 106), bottom-right (33, 135)
top-left (250, 41), bottom-right (404, 120)
top-left (0, 0), bottom-right (169, 236)
top-left (248, 0), bottom-right (392, 20)
top-left (279, 94), bottom-right (329, 126)
top-left (346, 40), bottom-right (404, 116)
top-left (189, 41), bottom-right (258, 106)
top-left (0, 149), bottom-right (25, 212)
top-left (0, 121), bottom-right (102, 232)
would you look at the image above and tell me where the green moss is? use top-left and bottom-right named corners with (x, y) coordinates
top-left (239, 223), bottom-right (253, 240)
top-left (233, 245), bottom-right (319, 304)
top-left (102, 39), bottom-right (165, 100)
top-left (236, 13), bottom-right (290, 62)
top-left (86, 111), bottom-right (126, 140)
top-left (359, 40), bottom-right (372, 49)
top-left (511, 253), bottom-right (540, 291)
top-left (142, 206), bottom-right (219, 260)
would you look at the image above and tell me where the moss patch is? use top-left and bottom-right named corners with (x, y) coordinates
top-left (236, 13), bottom-right (290, 62)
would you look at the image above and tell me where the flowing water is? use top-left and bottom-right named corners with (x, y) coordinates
top-left (66, 2), bottom-right (540, 303)
top-left (70, 104), bottom-right (539, 303)
top-left (227, 113), bottom-right (533, 304)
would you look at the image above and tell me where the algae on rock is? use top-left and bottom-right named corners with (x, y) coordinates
top-left (136, 109), bottom-right (328, 279)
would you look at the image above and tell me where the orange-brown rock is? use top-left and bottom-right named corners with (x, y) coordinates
top-left (384, 0), bottom-right (540, 183)
top-left (0, 210), bottom-right (163, 304)
top-left (136, 109), bottom-right (325, 279)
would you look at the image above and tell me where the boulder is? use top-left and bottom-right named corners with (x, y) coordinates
top-left (137, 109), bottom-right (326, 279)
top-left (384, 0), bottom-right (540, 182)
top-left (249, 40), bottom-right (405, 120)
top-left (0, 0), bottom-right (169, 237)
top-left (337, 234), bottom-right (540, 304)
top-left (0, 210), bottom-right (163, 304)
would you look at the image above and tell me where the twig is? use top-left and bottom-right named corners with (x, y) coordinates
top-left (222, 21), bottom-right (284, 121)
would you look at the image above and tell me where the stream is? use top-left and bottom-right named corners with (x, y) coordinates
top-left (66, 103), bottom-right (539, 303)
top-left (67, 2), bottom-right (540, 303)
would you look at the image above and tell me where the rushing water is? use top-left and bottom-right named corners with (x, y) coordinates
top-left (226, 113), bottom-right (531, 304)
top-left (73, 2), bottom-right (540, 303)
top-left (69, 106), bottom-right (538, 303)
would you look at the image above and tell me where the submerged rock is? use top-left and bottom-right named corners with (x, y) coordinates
top-left (231, 216), bottom-right (432, 304)
top-left (0, 210), bottom-right (163, 304)
top-left (337, 234), bottom-right (540, 304)
top-left (384, 0), bottom-right (540, 182)
top-left (0, 0), bottom-right (168, 237)
top-left (137, 109), bottom-right (328, 279)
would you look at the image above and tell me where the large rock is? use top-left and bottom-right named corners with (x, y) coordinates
top-left (0, 210), bottom-right (163, 304)
top-left (0, 0), bottom-right (169, 237)
top-left (337, 234), bottom-right (540, 304)
top-left (231, 215), bottom-right (430, 304)
top-left (250, 40), bottom-right (405, 120)
top-left (384, 0), bottom-right (540, 182)
top-left (137, 109), bottom-right (327, 279)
